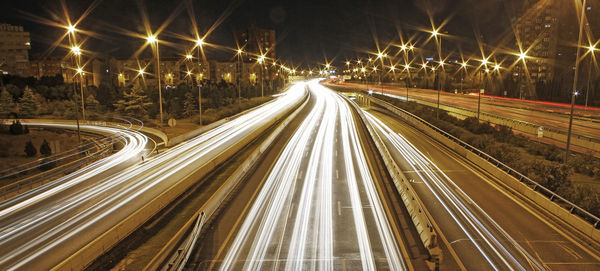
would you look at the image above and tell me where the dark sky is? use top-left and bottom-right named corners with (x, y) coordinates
top-left (0, 0), bottom-right (519, 67)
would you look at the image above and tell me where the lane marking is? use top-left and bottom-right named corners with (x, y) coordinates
top-left (338, 201), bottom-right (342, 216)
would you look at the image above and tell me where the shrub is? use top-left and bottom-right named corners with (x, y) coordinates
top-left (9, 120), bottom-right (24, 135)
top-left (24, 140), bottom-right (37, 157)
top-left (40, 139), bottom-right (51, 157)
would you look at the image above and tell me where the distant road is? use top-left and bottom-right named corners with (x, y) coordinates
top-left (336, 82), bottom-right (600, 142)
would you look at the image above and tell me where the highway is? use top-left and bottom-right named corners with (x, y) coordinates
top-left (337, 82), bottom-right (600, 142)
top-left (0, 84), bottom-right (305, 270)
top-left (365, 108), bottom-right (600, 270)
top-left (213, 81), bottom-right (419, 270)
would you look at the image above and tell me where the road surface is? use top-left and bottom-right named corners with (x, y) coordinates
top-left (366, 108), bottom-right (600, 270)
top-left (337, 82), bottom-right (600, 142)
top-left (214, 81), bottom-right (422, 270)
top-left (0, 85), bottom-right (305, 270)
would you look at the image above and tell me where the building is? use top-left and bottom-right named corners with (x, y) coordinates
top-left (0, 23), bottom-right (31, 76)
top-left (234, 27), bottom-right (276, 60)
top-left (511, 0), bottom-right (600, 98)
top-left (29, 56), bottom-right (64, 80)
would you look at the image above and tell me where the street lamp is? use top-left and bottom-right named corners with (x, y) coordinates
top-left (146, 34), bottom-right (163, 127)
top-left (236, 48), bottom-right (244, 108)
top-left (566, 0), bottom-right (588, 162)
top-left (195, 37), bottom-right (205, 125)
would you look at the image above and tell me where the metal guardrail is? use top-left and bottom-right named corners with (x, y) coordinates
top-left (367, 95), bottom-right (600, 228)
top-left (162, 212), bottom-right (206, 271)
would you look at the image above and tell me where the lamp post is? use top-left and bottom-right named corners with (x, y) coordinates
top-left (71, 46), bottom-right (86, 121)
top-left (566, 0), bottom-right (587, 163)
top-left (195, 38), bottom-right (205, 125)
top-left (432, 28), bottom-right (443, 119)
top-left (586, 45), bottom-right (596, 108)
top-left (258, 54), bottom-right (265, 97)
top-left (66, 25), bottom-right (81, 143)
top-left (236, 49), bottom-right (243, 108)
top-left (146, 35), bottom-right (163, 127)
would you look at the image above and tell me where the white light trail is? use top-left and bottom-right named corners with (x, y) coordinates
top-left (0, 84), bottom-right (306, 270)
top-left (365, 112), bottom-right (545, 271)
top-left (220, 80), bottom-right (406, 270)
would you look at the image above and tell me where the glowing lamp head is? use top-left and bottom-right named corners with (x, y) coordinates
top-left (118, 73), bottom-right (123, 77)
top-left (146, 35), bottom-right (157, 44)
top-left (195, 38), bottom-right (205, 47)
top-left (518, 52), bottom-right (527, 60)
top-left (390, 65), bottom-right (395, 71)
top-left (485, 68), bottom-right (490, 73)
top-left (76, 67), bottom-right (83, 74)
top-left (404, 64), bottom-right (410, 69)
top-left (138, 69), bottom-right (145, 75)
top-left (589, 45), bottom-right (597, 52)
top-left (237, 49), bottom-right (243, 55)
top-left (461, 62), bottom-right (467, 67)
top-left (422, 63), bottom-right (427, 68)
top-left (409, 45), bottom-right (414, 50)
top-left (432, 29), bottom-right (439, 37)
top-left (346, 61), bottom-right (350, 65)
top-left (66, 25), bottom-right (76, 33)
top-left (185, 54), bottom-right (193, 60)
top-left (186, 71), bottom-right (192, 76)
top-left (71, 46), bottom-right (81, 55)
top-left (400, 44), bottom-right (407, 51)
top-left (361, 67), bottom-right (366, 72)
top-left (494, 64), bottom-right (501, 70)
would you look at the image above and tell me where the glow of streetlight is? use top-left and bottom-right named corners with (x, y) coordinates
top-left (431, 29), bottom-right (439, 37)
top-left (325, 63), bottom-right (331, 69)
top-left (494, 64), bottom-right (501, 70)
top-left (372, 67), bottom-right (377, 71)
top-left (345, 61), bottom-right (350, 66)
top-left (481, 58), bottom-right (489, 65)
top-left (461, 62), bottom-right (467, 68)
top-left (589, 45), bottom-right (597, 52)
top-left (390, 65), bottom-right (395, 71)
top-left (185, 54), bottom-right (193, 60)
top-left (377, 52), bottom-right (384, 59)
top-left (400, 44), bottom-right (407, 51)
top-left (421, 63), bottom-right (427, 68)
top-left (361, 67), bottom-right (366, 72)
top-left (518, 52), bottom-right (528, 60)
top-left (138, 69), bottom-right (145, 75)
top-left (71, 46), bottom-right (81, 55)
top-left (485, 68), bottom-right (490, 73)
top-left (409, 45), bottom-right (414, 50)
top-left (146, 35), bottom-right (157, 44)
top-left (76, 67), bottom-right (83, 74)
top-left (236, 48), bottom-right (243, 55)
top-left (258, 54), bottom-right (266, 63)
top-left (195, 38), bottom-right (205, 47)
top-left (404, 64), bottom-right (410, 70)
top-left (66, 25), bottom-right (76, 33)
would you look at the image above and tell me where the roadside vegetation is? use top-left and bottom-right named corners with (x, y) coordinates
top-left (373, 93), bottom-right (600, 216)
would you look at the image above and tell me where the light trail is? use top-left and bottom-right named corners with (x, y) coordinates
top-left (0, 84), bottom-right (305, 270)
top-left (365, 112), bottom-right (546, 270)
top-left (220, 81), bottom-right (405, 270)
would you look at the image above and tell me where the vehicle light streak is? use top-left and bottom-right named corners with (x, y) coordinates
top-left (220, 81), bottom-right (405, 270)
top-left (0, 84), bottom-right (305, 270)
top-left (365, 112), bottom-right (545, 270)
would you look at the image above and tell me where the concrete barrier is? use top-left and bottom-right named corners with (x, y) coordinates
top-left (52, 91), bottom-right (308, 271)
top-left (365, 95), bottom-right (600, 244)
top-left (345, 95), bottom-right (438, 253)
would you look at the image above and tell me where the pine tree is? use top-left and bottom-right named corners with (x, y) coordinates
top-left (114, 85), bottom-right (153, 119)
top-left (24, 140), bottom-right (37, 157)
top-left (0, 88), bottom-right (14, 117)
top-left (40, 139), bottom-right (52, 157)
top-left (19, 87), bottom-right (39, 118)
top-left (183, 92), bottom-right (197, 117)
top-left (86, 94), bottom-right (100, 112)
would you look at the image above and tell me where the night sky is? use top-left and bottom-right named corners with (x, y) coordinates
top-left (0, 0), bottom-right (519, 66)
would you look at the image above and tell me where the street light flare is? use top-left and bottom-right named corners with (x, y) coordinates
top-left (146, 35), bottom-right (157, 43)
top-left (195, 38), bottom-right (205, 47)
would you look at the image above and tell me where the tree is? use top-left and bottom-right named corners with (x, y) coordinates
top-left (9, 120), bottom-right (24, 135)
top-left (19, 87), bottom-right (39, 118)
top-left (114, 84), bottom-right (153, 119)
top-left (0, 88), bottom-right (14, 117)
top-left (24, 140), bottom-right (37, 157)
top-left (40, 139), bottom-right (52, 157)
top-left (183, 91), bottom-right (197, 117)
top-left (86, 94), bottom-right (100, 112)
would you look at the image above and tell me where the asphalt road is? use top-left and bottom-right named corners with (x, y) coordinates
top-left (199, 81), bottom-right (427, 271)
top-left (367, 108), bottom-right (600, 270)
top-left (0, 86), bottom-right (305, 270)
top-left (339, 82), bottom-right (600, 141)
